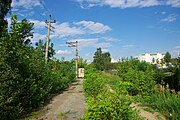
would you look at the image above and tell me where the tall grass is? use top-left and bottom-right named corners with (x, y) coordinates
top-left (137, 91), bottom-right (180, 119)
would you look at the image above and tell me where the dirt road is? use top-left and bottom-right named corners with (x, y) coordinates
top-left (35, 79), bottom-right (86, 120)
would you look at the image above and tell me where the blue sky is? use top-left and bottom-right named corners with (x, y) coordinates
top-left (10, 0), bottom-right (180, 62)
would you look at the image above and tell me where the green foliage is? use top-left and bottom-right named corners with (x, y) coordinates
top-left (171, 57), bottom-right (180, 66)
top-left (114, 81), bottom-right (132, 95)
top-left (93, 48), bottom-right (104, 70)
top-left (78, 57), bottom-right (88, 68)
top-left (0, 0), bottom-right (12, 18)
top-left (35, 39), bottom-right (55, 61)
top-left (48, 60), bottom-right (75, 94)
top-left (82, 71), bottom-right (141, 120)
top-left (102, 52), bottom-right (111, 70)
top-left (136, 91), bottom-right (180, 119)
top-left (85, 55), bottom-right (180, 119)
top-left (0, 15), bottom-right (75, 119)
top-left (83, 93), bottom-right (141, 120)
top-left (164, 52), bottom-right (171, 65)
top-left (83, 73), bottom-right (104, 97)
top-left (0, 0), bottom-right (12, 35)
top-left (117, 58), bottom-right (156, 96)
top-left (154, 65), bottom-right (180, 92)
top-left (93, 48), bottom-right (111, 71)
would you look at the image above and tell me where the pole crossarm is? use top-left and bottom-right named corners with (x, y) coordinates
top-left (66, 41), bottom-right (79, 78)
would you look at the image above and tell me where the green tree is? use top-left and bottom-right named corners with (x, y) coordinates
top-left (102, 52), bottom-right (111, 70)
top-left (0, 0), bottom-right (12, 18)
top-left (93, 48), bottom-right (111, 71)
top-left (0, 15), bottom-right (36, 119)
top-left (93, 48), bottom-right (103, 70)
top-left (0, 0), bottom-right (12, 35)
top-left (35, 39), bottom-right (55, 60)
top-left (164, 52), bottom-right (171, 65)
top-left (78, 57), bottom-right (88, 68)
top-left (117, 58), bottom-right (155, 95)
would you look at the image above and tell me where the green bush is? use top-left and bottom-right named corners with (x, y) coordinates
top-left (83, 92), bottom-right (141, 120)
top-left (82, 71), bottom-right (141, 120)
top-left (48, 60), bottom-right (75, 94)
top-left (83, 73), bottom-right (104, 97)
top-left (0, 15), bottom-right (75, 119)
top-left (117, 58), bottom-right (156, 96)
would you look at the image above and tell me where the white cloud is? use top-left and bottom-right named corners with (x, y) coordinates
top-left (176, 46), bottom-right (180, 49)
top-left (32, 33), bottom-right (46, 43)
top-left (111, 58), bottom-right (119, 63)
top-left (102, 37), bottom-right (120, 42)
top-left (161, 14), bottom-right (178, 22)
top-left (56, 50), bottom-right (72, 55)
top-left (74, 20), bottom-right (112, 34)
top-left (55, 22), bottom-right (86, 38)
top-left (102, 49), bottom-right (109, 52)
top-left (75, 0), bottom-right (180, 8)
top-left (30, 19), bottom-right (46, 29)
top-left (166, 0), bottom-right (180, 7)
top-left (70, 38), bottom-right (111, 48)
top-left (96, 42), bottom-right (112, 48)
top-left (75, 0), bottom-right (159, 8)
top-left (30, 19), bottom-right (112, 38)
top-left (12, 0), bottom-right (43, 9)
top-left (122, 44), bottom-right (134, 48)
top-left (163, 28), bottom-right (180, 33)
top-left (71, 38), bottom-right (99, 48)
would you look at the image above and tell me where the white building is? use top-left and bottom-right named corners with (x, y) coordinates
top-left (138, 53), bottom-right (165, 64)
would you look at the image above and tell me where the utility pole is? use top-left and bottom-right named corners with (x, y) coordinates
top-left (45, 15), bottom-right (56, 63)
top-left (66, 41), bottom-right (79, 78)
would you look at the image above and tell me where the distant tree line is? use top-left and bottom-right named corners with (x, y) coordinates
top-left (91, 48), bottom-right (180, 92)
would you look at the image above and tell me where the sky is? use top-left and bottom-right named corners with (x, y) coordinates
top-left (9, 0), bottom-right (180, 62)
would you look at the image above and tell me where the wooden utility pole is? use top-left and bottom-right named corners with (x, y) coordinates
top-left (45, 15), bottom-right (55, 63)
top-left (66, 41), bottom-right (79, 78)
top-left (75, 41), bottom-right (78, 78)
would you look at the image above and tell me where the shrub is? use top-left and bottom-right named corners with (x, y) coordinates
top-left (83, 92), bottom-right (141, 120)
top-left (83, 71), bottom-right (142, 120)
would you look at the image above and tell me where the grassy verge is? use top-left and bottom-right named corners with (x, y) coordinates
top-left (133, 91), bottom-right (180, 119)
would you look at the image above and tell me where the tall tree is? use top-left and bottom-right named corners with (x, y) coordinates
top-left (164, 52), bottom-right (171, 65)
top-left (93, 48), bottom-right (103, 70)
top-left (93, 48), bottom-right (111, 71)
top-left (0, 15), bottom-right (36, 119)
top-left (102, 52), bottom-right (111, 70)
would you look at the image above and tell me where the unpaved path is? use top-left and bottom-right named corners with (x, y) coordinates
top-left (35, 79), bottom-right (86, 120)
top-left (131, 103), bottom-right (166, 120)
